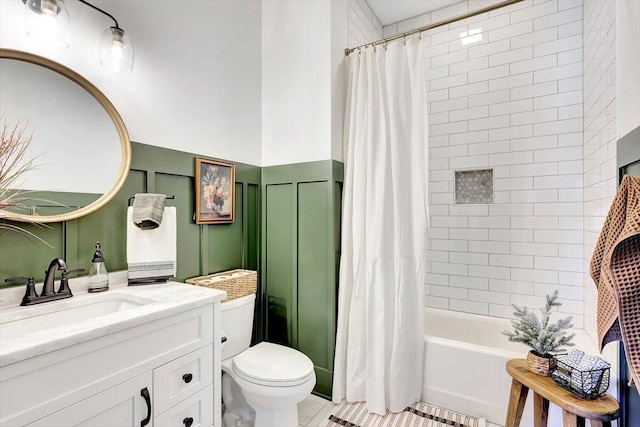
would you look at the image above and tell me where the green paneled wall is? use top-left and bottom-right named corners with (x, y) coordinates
top-left (0, 222), bottom-right (63, 277)
top-left (0, 142), bottom-right (261, 284)
top-left (1, 147), bottom-right (344, 400)
top-left (262, 160), bottom-right (343, 398)
top-left (298, 182), bottom-right (330, 368)
top-left (265, 183), bottom-right (295, 346)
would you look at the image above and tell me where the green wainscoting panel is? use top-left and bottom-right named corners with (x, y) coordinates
top-left (3, 190), bottom-right (102, 217)
top-left (1, 142), bottom-right (261, 288)
top-left (1, 142), bottom-right (345, 399)
top-left (264, 183), bottom-right (294, 347)
top-left (207, 183), bottom-right (244, 274)
top-left (72, 169), bottom-right (147, 274)
top-left (0, 222), bottom-right (64, 280)
top-left (246, 184), bottom-right (259, 271)
top-left (297, 181), bottom-right (329, 369)
top-left (0, 171), bottom-right (144, 281)
top-left (155, 172), bottom-right (201, 281)
top-left (262, 160), bottom-right (343, 398)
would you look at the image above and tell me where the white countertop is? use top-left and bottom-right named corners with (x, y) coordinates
top-left (0, 279), bottom-right (226, 367)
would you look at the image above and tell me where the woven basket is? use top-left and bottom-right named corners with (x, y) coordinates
top-left (186, 269), bottom-right (257, 302)
top-left (527, 351), bottom-right (557, 376)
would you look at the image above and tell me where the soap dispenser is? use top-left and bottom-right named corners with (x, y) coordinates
top-left (87, 241), bottom-right (109, 293)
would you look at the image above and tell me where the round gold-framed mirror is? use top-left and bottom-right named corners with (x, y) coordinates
top-left (0, 48), bottom-right (131, 223)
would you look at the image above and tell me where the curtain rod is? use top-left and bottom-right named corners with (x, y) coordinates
top-left (344, 0), bottom-right (525, 56)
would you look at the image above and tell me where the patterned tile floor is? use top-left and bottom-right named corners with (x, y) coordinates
top-left (298, 394), bottom-right (336, 426)
top-left (297, 395), bottom-right (503, 427)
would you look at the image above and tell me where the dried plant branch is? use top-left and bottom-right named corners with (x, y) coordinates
top-left (0, 112), bottom-right (52, 247)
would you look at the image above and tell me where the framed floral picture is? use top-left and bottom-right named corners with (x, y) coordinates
top-left (195, 157), bottom-right (235, 224)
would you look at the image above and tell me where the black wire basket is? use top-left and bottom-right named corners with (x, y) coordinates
top-left (551, 358), bottom-right (610, 400)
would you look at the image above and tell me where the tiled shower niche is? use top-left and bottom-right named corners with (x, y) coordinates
top-left (454, 169), bottom-right (493, 205)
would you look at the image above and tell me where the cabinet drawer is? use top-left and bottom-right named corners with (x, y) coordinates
top-left (154, 344), bottom-right (213, 415)
top-left (154, 384), bottom-right (213, 427)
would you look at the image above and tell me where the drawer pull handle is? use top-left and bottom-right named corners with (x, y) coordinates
top-left (183, 417), bottom-right (194, 427)
top-left (140, 387), bottom-right (151, 427)
top-left (183, 373), bottom-right (193, 383)
top-left (221, 336), bottom-right (228, 343)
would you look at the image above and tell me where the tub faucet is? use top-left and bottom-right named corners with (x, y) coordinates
top-left (42, 258), bottom-right (67, 297)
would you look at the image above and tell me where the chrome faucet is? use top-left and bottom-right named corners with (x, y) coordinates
top-left (4, 258), bottom-right (84, 306)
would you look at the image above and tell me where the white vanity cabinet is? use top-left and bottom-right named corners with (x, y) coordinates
top-left (0, 284), bottom-right (224, 427)
top-left (26, 346), bottom-right (215, 427)
top-left (26, 372), bottom-right (153, 427)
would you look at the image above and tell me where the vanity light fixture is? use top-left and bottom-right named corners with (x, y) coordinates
top-left (21, 0), bottom-right (134, 72)
top-left (77, 0), bottom-right (134, 72)
top-left (23, 0), bottom-right (70, 47)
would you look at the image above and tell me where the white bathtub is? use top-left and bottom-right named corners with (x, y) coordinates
top-left (421, 307), bottom-right (598, 426)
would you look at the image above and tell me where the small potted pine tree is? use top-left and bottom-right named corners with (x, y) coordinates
top-left (503, 291), bottom-right (575, 376)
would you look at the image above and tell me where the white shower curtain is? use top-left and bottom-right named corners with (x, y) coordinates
top-left (333, 37), bottom-right (429, 415)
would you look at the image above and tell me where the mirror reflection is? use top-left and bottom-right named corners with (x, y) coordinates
top-left (0, 50), bottom-right (130, 222)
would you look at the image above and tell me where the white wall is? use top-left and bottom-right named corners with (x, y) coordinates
top-left (0, 0), bottom-right (262, 166)
top-left (583, 0), bottom-right (617, 360)
top-left (332, 0), bottom-right (383, 162)
top-left (332, 0), bottom-right (349, 163)
top-left (385, 0), bottom-right (585, 324)
top-left (348, 0), bottom-right (383, 48)
top-left (261, 0), bottom-right (381, 167)
top-left (617, 0), bottom-right (640, 138)
top-left (1, 0), bottom-right (381, 168)
top-left (261, 0), bottom-right (332, 167)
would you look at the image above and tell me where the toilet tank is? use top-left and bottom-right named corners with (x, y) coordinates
top-left (220, 293), bottom-right (256, 360)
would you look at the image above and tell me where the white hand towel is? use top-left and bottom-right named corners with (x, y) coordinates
top-left (127, 206), bottom-right (177, 281)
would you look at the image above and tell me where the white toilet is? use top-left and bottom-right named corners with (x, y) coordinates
top-left (220, 293), bottom-right (316, 427)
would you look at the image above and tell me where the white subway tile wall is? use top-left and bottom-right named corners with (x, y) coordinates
top-left (582, 0), bottom-right (617, 356)
top-left (347, 0), bottom-right (383, 48)
top-left (384, 0), bottom-right (585, 324)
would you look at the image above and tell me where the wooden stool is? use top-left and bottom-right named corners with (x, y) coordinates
top-left (505, 359), bottom-right (620, 427)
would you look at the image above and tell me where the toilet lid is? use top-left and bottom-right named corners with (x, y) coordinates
top-left (232, 342), bottom-right (314, 387)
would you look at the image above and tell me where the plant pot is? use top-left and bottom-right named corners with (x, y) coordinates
top-left (527, 350), bottom-right (556, 376)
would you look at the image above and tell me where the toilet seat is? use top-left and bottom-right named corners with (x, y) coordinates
top-left (232, 342), bottom-right (314, 387)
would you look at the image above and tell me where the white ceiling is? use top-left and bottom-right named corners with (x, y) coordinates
top-left (366, 0), bottom-right (463, 26)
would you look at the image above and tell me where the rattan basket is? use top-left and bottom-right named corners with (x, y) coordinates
top-left (186, 269), bottom-right (257, 302)
top-left (527, 351), bottom-right (557, 376)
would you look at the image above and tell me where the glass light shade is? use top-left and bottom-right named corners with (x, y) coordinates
top-left (24, 0), bottom-right (70, 47)
top-left (100, 27), bottom-right (134, 72)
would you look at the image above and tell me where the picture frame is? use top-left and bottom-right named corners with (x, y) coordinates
top-left (195, 157), bottom-right (235, 224)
